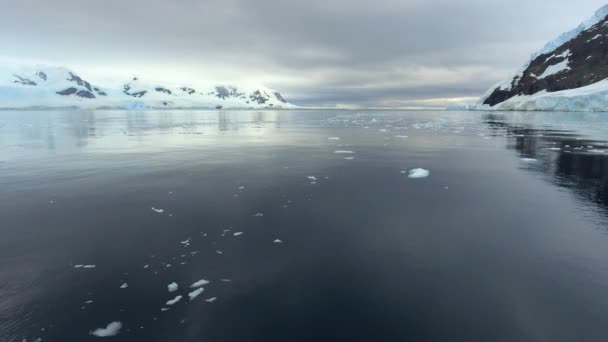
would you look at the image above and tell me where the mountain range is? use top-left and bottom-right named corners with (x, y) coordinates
top-left (0, 65), bottom-right (296, 110)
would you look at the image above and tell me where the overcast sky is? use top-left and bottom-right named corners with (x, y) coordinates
top-left (1, 0), bottom-right (605, 107)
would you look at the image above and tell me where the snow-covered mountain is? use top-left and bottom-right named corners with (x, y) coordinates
top-left (0, 64), bottom-right (296, 110)
top-left (471, 4), bottom-right (608, 112)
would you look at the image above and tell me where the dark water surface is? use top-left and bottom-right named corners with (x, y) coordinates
top-left (1, 110), bottom-right (608, 342)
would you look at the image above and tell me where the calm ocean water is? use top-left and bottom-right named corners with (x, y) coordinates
top-left (1, 110), bottom-right (608, 342)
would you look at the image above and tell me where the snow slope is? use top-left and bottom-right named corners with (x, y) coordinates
top-left (465, 4), bottom-right (608, 112)
top-left (0, 64), bottom-right (296, 110)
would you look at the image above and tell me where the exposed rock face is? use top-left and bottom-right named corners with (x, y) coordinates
top-left (94, 87), bottom-right (107, 96)
top-left (273, 91), bottom-right (287, 103)
top-left (215, 86), bottom-right (230, 99)
top-left (13, 74), bottom-right (37, 86)
top-left (57, 87), bottom-right (96, 98)
top-left (249, 90), bottom-right (269, 104)
top-left (36, 71), bottom-right (47, 81)
top-left (67, 72), bottom-right (93, 92)
top-left (57, 87), bottom-right (78, 96)
top-left (482, 9), bottom-right (608, 107)
top-left (123, 85), bottom-right (147, 98)
top-left (180, 87), bottom-right (195, 95)
top-left (155, 87), bottom-right (172, 94)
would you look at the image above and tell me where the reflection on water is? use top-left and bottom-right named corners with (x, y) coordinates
top-left (483, 113), bottom-right (608, 213)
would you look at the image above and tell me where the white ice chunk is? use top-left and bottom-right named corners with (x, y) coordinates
top-left (205, 297), bottom-right (217, 303)
top-left (166, 295), bottom-right (182, 306)
top-left (408, 168), bottom-right (430, 179)
top-left (90, 321), bottom-right (122, 337)
top-left (334, 150), bottom-right (354, 154)
top-left (190, 279), bottom-right (210, 288)
top-left (188, 288), bottom-right (204, 301)
top-left (274, 239), bottom-right (283, 244)
top-left (167, 282), bottom-right (178, 293)
top-left (120, 283), bottom-right (128, 289)
top-left (233, 232), bottom-right (244, 236)
top-left (151, 207), bottom-right (164, 213)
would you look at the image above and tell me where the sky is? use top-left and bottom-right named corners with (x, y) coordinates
top-left (0, 0), bottom-right (606, 108)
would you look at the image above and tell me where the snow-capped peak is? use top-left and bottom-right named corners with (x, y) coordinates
top-left (0, 64), bottom-right (296, 110)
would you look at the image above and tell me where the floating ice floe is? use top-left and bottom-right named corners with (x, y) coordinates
top-left (334, 150), bottom-right (354, 154)
top-left (143, 264), bottom-right (149, 269)
top-left (408, 168), bottom-right (430, 179)
top-left (254, 213), bottom-right (264, 217)
top-left (216, 250), bottom-right (223, 254)
top-left (166, 295), bottom-right (182, 305)
top-left (328, 137), bottom-right (340, 140)
top-left (161, 308), bottom-right (170, 312)
top-left (233, 232), bottom-right (244, 236)
top-left (205, 297), bottom-right (217, 303)
top-left (589, 149), bottom-right (606, 153)
top-left (395, 135), bottom-right (409, 138)
top-left (168, 282), bottom-right (178, 292)
top-left (521, 158), bottom-right (538, 162)
top-left (81, 265), bottom-right (96, 269)
top-left (188, 288), bottom-right (204, 301)
top-left (90, 321), bottom-right (122, 337)
top-left (220, 279), bottom-right (232, 282)
top-left (191, 279), bottom-right (210, 288)
top-left (545, 147), bottom-right (561, 151)
top-left (151, 207), bottom-right (164, 213)
top-left (307, 176), bottom-right (318, 181)
top-left (120, 283), bottom-right (128, 289)
top-left (344, 157), bottom-right (355, 160)
top-left (274, 239), bottom-right (283, 244)
top-left (85, 300), bottom-right (94, 304)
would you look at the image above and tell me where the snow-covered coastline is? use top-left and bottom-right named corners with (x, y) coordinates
top-left (451, 4), bottom-right (608, 113)
top-left (0, 64), bottom-right (296, 110)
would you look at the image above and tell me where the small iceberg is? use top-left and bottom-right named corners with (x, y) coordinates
top-left (334, 150), bottom-right (354, 154)
top-left (151, 207), bottom-right (164, 213)
top-left (166, 295), bottom-right (182, 306)
top-left (90, 321), bottom-right (122, 337)
top-left (188, 288), bottom-right (204, 301)
top-left (191, 279), bottom-right (210, 288)
top-left (167, 282), bottom-right (178, 292)
top-left (408, 168), bottom-right (430, 179)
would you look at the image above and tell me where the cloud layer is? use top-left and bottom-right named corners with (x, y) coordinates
top-left (1, 0), bottom-right (605, 107)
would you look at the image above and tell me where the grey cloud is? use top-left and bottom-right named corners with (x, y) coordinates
top-left (0, 0), bottom-right (605, 107)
